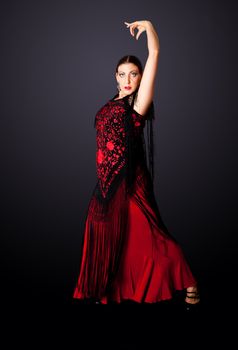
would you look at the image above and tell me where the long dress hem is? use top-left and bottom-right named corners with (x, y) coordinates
top-left (73, 89), bottom-right (197, 303)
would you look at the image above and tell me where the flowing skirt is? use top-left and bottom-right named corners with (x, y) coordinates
top-left (73, 165), bottom-right (197, 303)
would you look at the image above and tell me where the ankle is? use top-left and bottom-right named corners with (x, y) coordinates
top-left (186, 285), bottom-right (198, 293)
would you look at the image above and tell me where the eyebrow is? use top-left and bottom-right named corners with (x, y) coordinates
top-left (118, 70), bottom-right (138, 73)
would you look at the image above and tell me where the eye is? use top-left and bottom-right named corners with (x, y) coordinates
top-left (131, 72), bottom-right (138, 77)
top-left (119, 73), bottom-right (124, 77)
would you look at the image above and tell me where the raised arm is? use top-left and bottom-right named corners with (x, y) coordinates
top-left (124, 20), bottom-right (160, 116)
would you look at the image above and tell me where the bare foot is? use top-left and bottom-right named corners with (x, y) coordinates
top-left (185, 286), bottom-right (200, 304)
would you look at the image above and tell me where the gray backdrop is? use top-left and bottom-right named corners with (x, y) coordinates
top-left (1, 0), bottom-right (237, 317)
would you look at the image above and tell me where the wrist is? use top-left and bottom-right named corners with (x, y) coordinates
top-left (145, 21), bottom-right (153, 30)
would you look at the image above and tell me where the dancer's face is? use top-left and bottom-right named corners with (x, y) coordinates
top-left (115, 63), bottom-right (142, 96)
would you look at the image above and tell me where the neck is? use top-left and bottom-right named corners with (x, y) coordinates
top-left (118, 88), bottom-right (137, 99)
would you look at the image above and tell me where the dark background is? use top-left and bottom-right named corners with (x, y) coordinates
top-left (1, 0), bottom-right (237, 344)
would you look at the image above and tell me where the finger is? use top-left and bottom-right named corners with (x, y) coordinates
top-left (136, 28), bottom-right (143, 40)
top-left (125, 21), bottom-right (137, 28)
top-left (124, 21), bottom-right (136, 25)
top-left (124, 21), bottom-right (135, 28)
top-left (124, 21), bottom-right (134, 35)
top-left (129, 24), bottom-right (134, 36)
top-left (130, 23), bottom-right (137, 36)
top-left (124, 21), bottom-right (138, 37)
top-left (130, 26), bottom-right (134, 36)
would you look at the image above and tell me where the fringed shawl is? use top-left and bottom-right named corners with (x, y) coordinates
top-left (93, 88), bottom-right (155, 203)
top-left (124, 88), bottom-right (155, 197)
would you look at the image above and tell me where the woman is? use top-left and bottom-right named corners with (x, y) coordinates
top-left (73, 20), bottom-right (200, 307)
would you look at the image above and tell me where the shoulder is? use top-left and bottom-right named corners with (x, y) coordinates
top-left (132, 93), bottom-right (142, 116)
top-left (128, 91), bottom-right (154, 119)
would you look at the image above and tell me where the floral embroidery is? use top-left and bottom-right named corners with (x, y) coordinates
top-left (94, 97), bottom-right (145, 199)
top-left (106, 141), bottom-right (114, 150)
top-left (97, 149), bottom-right (104, 164)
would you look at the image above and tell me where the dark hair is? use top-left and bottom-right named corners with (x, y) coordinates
top-left (115, 55), bottom-right (143, 75)
top-left (115, 55), bottom-right (155, 197)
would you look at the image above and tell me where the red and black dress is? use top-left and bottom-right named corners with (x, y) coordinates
top-left (73, 88), bottom-right (197, 303)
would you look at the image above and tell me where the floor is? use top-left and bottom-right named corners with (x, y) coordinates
top-left (2, 287), bottom-right (234, 348)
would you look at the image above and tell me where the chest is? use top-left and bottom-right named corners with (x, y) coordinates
top-left (95, 101), bottom-right (145, 134)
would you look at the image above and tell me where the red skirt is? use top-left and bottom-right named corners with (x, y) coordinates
top-left (73, 166), bottom-right (197, 303)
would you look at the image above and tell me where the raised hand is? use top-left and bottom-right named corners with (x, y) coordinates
top-left (124, 20), bottom-right (151, 40)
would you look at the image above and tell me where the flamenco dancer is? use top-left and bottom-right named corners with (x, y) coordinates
top-left (73, 20), bottom-right (200, 308)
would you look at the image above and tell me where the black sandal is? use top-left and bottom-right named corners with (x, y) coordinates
top-left (186, 290), bottom-right (200, 300)
top-left (185, 290), bottom-right (200, 310)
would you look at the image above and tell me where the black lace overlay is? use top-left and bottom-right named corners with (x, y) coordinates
top-left (93, 88), bottom-right (155, 204)
top-left (124, 89), bottom-right (155, 197)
